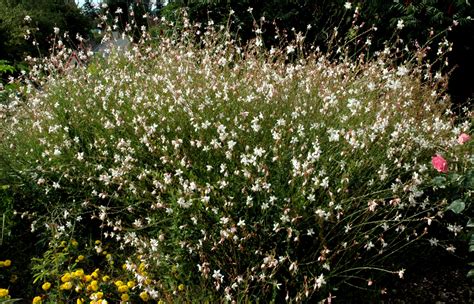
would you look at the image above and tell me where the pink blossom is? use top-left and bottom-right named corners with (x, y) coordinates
top-left (457, 133), bottom-right (471, 145)
top-left (432, 154), bottom-right (448, 173)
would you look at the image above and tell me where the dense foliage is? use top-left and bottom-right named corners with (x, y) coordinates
top-left (0, 11), bottom-right (472, 302)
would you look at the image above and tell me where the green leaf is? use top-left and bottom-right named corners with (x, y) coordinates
top-left (446, 199), bottom-right (465, 214)
top-left (467, 219), bottom-right (474, 228)
top-left (465, 172), bottom-right (474, 190)
top-left (470, 245), bottom-right (474, 252)
top-left (468, 269), bottom-right (474, 278)
top-left (432, 176), bottom-right (447, 186)
top-left (0, 299), bottom-right (23, 303)
top-left (449, 173), bottom-right (462, 184)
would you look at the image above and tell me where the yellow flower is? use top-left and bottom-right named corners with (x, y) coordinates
top-left (74, 269), bottom-right (85, 278)
top-left (94, 291), bottom-right (104, 299)
top-left (77, 255), bottom-right (85, 261)
top-left (77, 298), bottom-right (84, 304)
top-left (126, 281), bottom-right (135, 288)
top-left (60, 282), bottom-right (73, 290)
top-left (139, 291), bottom-right (149, 302)
top-left (71, 239), bottom-right (79, 247)
top-left (84, 275), bottom-right (92, 282)
top-left (61, 273), bottom-right (72, 282)
top-left (0, 288), bottom-right (9, 297)
top-left (121, 293), bottom-right (130, 301)
top-left (90, 280), bottom-right (99, 291)
top-left (42, 282), bottom-right (51, 291)
top-left (32, 296), bottom-right (42, 304)
top-left (114, 280), bottom-right (124, 287)
top-left (3, 260), bottom-right (11, 267)
top-left (75, 285), bottom-right (83, 293)
top-left (95, 240), bottom-right (102, 245)
top-left (117, 285), bottom-right (129, 293)
top-left (102, 275), bottom-right (110, 282)
top-left (157, 300), bottom-right (165, 304)
top-left (178, 284), bottom-right (185, 291)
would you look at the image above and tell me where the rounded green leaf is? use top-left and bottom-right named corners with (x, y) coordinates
top-left (432, 176), bottom-right (447, 186)
top-left (446, 199), bottom-right (465, 214)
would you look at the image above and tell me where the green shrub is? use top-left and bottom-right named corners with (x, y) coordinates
top-left (0, 13), bottom-right (471, 303)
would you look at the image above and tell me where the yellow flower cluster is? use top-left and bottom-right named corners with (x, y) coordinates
top-left (31, 240), bottom-right (172, 303)
top-left (0, 259), bottom-right (11, 267)
top-left (0, 259), bottom-right (12, 299)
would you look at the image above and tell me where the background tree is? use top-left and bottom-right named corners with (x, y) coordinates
top-left (0, 0), bottom-right (93, 64)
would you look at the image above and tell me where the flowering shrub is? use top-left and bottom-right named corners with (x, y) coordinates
top-left (0, 12), bottom-right (472, 302)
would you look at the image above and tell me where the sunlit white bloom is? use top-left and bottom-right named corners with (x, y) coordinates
top-left (314, 274), bottom-right (326, 289)
top-left (397, 19), bottom-right (405, 30)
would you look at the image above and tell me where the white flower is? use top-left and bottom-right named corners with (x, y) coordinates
top-left (344, 2), bottom-right (352, 10)
top-left (76, 152), bottom-right (84, 161)
top-left (24, 15), bottom-right (31, 22)
top-left (396, 65), bottom-right (409, 76)
top-left (212, 269), bottom-right (224, 282)
top-left (397, 19), bottom-right (405, 30)
top-left (398, 269), bottom-right (405, 279)
top-left (314, 274), bottom-right (326, 289)
top-left (286, 45), bottom-right (295, 54)
top-left (53, 27), bottom-right (60, 35)
top-left (429, 238), bottom-right (439, 246)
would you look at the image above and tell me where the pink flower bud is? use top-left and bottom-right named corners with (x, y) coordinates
top-left (432, 154), bottom-right (448, 173)
top-left (457, 133), bottom-right (470, 145)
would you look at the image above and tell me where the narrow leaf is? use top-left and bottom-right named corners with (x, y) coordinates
top-left (467, 219), bottom-right (474, 228)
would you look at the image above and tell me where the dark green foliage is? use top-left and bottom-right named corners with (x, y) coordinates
top-left (0, 0), bottom-right (93, 63)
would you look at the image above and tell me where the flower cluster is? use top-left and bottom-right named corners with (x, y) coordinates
top-left (30, 239), bottom-right (170, 303)
top-left (0, 259), bottom-right (12, 300)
